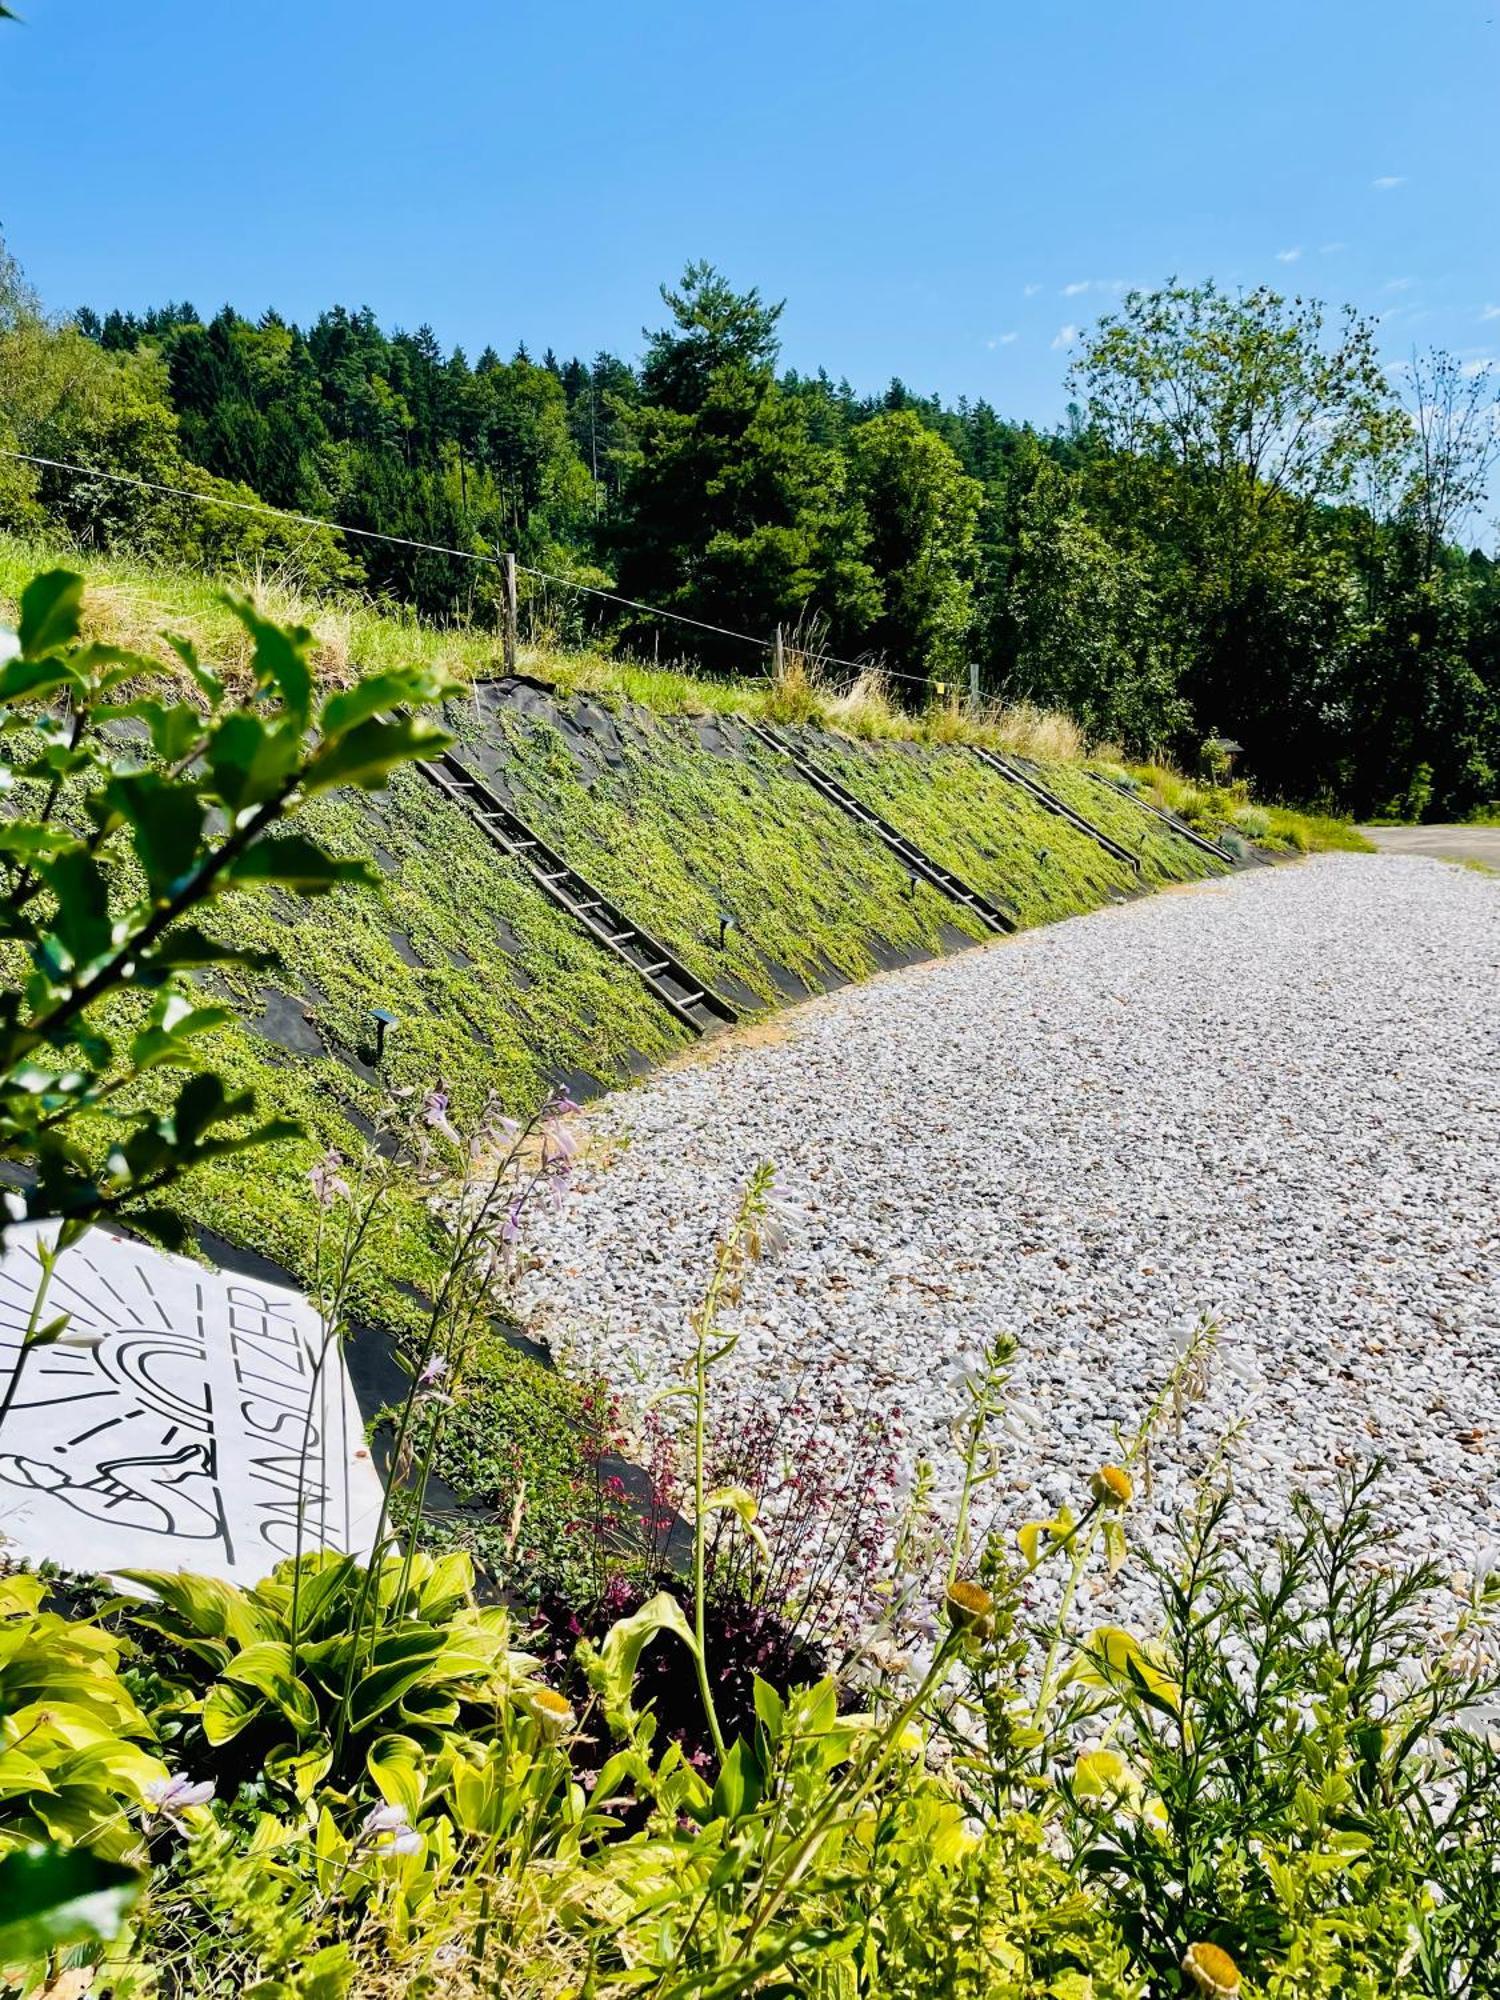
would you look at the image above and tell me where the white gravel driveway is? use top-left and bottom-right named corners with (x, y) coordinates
top-left (520, 855), bottom-right (1500, 1621)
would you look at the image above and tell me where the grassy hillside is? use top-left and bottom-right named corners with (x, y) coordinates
top-left (0, 532), bottom-right (1369, 1334)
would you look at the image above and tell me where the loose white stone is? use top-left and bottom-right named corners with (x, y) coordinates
top-left (520, 856), bottom-right (1500, 1634)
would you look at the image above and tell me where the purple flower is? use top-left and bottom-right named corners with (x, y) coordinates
top-left (361, 1800), bottom-right (422, 1856)
top-left (308, 1151), bottom-right (351, 1207)
top-left (545, 1092), bottom-right (582, 1118)
top-left (145, 1773), bottom-right (216, 1827)
top-left (418, 1354), bottom-right (449, 1387)
top-left (423, 1088), bottom-right (458, 1142)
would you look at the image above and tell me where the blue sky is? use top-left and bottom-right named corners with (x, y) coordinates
top-left (2, 0), bottom-right (1497, 433)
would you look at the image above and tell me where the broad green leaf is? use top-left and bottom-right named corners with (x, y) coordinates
top-left (206, 711), bottom-right (301, 811)
top-left (35, 848), bottom-right (114, 976)
top-left (224, 594), bottom-right (313, 722)
top-left (303, 713), bottom-right (452, 794)
top-left (97, 695), bottom-right (208, 763)
top-left (222, 835), bottom-right (372, 893)
top-left (319, 673), bottom-right (438, 736)
top-left (18, 569), bottom-right (84, 659)
top-left (752, 1674), bottom-right (785, 1744)
top-left (708, 1735), bottom-right (764, 1823)
top-left (701, 1485), bottom-right (770, 1560)
top-left (0, 1845), bottom-right (143, 1967)
top-left (0, 654), bottom-right (86, 705)
top-left (101, 771), bottom-right (207, 897)
top-left (367, 1732), bottom-right (426, 1818)
top-left (590, 1590), bottom-right (699, 1719)
top-left (129, 998), bottom-right (233, 1072)
top-left (0, 822), bottom-right (78, 861)
top-left (216, 1640), bottom-right (321, 1733)
top-left (167, 632), bottom-right (224, 704)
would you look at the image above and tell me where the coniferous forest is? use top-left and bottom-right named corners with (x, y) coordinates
top-left (4, 247), bottom-right (1498, 817)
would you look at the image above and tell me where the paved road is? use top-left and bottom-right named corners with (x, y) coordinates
top-left (1361, 824), bottom-right (1500, 866)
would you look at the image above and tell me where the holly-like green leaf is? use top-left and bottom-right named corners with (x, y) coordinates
top-left (166, 632), bottom-right (224, 705)
top-left (0, 653), bottom-right (86, 706)
top-left (304, 712), bottom-right (452, 794)
top-left (102, 771), bottom-right (207, 896)
top-left (206, 710), bottom-right (302, 811)
top-left (221, 834), bottom-right (373, 893)
top-left (35, 849), bottom-right (114, 976)
top-left (223, 594), bottom-right (313, 722)
top-left (0, 822), bottom-right (78, 861)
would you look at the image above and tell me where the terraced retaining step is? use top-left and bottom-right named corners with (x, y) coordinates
top-left (1085, 768), bottom-right (1238, 865)
top-left (969, 744), bottom-right (1144, 875)
top-left (414, 748), bottom-right (739, 1037)
top-left (744, 719), bottom-right (1019, 934)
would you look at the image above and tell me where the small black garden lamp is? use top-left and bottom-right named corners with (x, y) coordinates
top-left (716, 908), bottom-right (736, 950)
top-left (369, 1005), bottom-right (398, 1064)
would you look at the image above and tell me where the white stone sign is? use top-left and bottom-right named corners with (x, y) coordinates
top-left (0, 1224), bottom-right (384, 1585)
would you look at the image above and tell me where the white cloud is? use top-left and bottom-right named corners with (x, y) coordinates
top-left (1023, 282), bottom-right (1043, 297)
top-left (1460, 357), bottom-right (1493, 379)
top-left (1481, 304), bottom-right (1500, 321)
top-left (985, 332), bottom-right (1019, 348)
top-left (1051, 323), bottom-right (1079, 351)
top-left (1320, 241), bottom-right (1347, 253)
top-left (1384, 276), bottom-right (1415, 291)
top-left (1276, 246), bottom-right (1302, 263)
top-left (1061, 280), bottom-right (1090, 296)
top-left (1371, 175), bottom-right (1406, 190)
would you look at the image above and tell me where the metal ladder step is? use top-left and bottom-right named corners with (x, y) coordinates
top-left (412, 752), bottom-right (738, 1036)
top-left (745, 721), bottom-right (1017, 934)
top-left (970, 746), bottom-right (1143, 876)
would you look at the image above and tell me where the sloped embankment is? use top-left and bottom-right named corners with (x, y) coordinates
top-left (170, 674), bottom-right (1229, 1324)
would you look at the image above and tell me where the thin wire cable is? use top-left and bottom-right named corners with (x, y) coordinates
top-left (514, 560), bottom-right (775, 654)
top-left (0, 449), bottom-right (505, 567)
top-left (0, 445), bottom-right (941, 687)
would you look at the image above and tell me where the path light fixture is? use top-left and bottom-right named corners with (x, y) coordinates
top-left (369, 1006), bottom-right (398, 1064)
top-left (905, 873), bottom-right (919, 901)
top-left (1036, 847), bottom-right (1050, 865)
top-left (715, 909), bottom-right (736, 951)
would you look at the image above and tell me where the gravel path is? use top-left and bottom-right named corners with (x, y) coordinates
top-left (520, 855), bottom-right (1500, 1630)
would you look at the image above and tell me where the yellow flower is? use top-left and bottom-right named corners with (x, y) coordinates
top-left (521, 1686), bottom-right (576, 1740)
top-left (1182, 1940), bottom-right (1241, 1997)
top-left (945, 1579), bottom-right (995, 1639)
top-left (1090, 1464), bottom-right (1133, 1509)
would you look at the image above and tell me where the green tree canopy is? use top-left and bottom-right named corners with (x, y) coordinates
top-left (847, 409), bottom-right (981, 690)
top-left (611, 264), bottom-right (879, 660)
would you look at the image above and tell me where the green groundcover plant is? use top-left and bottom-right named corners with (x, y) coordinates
top-left (0, 570), bottom-right (1496, 1999)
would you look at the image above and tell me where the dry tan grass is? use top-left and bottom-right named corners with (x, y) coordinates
top-left (981, 701), bottom-right (1086, 761)
top-left (820, 667), bottom-right (901, 738)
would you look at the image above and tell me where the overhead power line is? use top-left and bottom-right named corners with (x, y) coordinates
top-left (0, 446), bottom-right (939, 688)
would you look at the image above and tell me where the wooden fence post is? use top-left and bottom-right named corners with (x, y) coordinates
top-left (502, 552), bottom-right (518, 677)
top-left (773, 624), bottom-right (785, 683)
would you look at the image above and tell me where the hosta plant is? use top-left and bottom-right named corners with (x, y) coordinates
top-left (117, 1550), bottom-right (539, 1803)
top-left (0, 1572), bottom-right (167, 1862)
